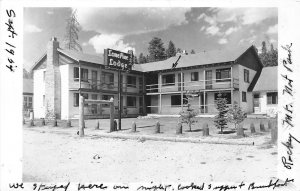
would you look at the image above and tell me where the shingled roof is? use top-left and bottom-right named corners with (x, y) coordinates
top-left (136, 46), bottom-right (256, 72)
top-left (58, 49), bottom-right (103, 64)
top-left (252, 66), bottom-right (278, 92)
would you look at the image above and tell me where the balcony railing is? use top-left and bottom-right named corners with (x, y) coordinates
top-left (146, 78), bottom-right (239, 93)
top-left (72, 78), bottom-right (143, 92)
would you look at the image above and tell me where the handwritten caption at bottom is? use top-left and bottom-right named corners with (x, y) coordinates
top-left (8, 178), bottom-right (294, 191)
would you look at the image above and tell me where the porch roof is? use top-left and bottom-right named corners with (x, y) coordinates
top-left (253, 66), bottom-right (278, 92)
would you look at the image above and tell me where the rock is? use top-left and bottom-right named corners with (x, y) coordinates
top-left (237, 124), bottom-right (245, 137)
top-left (176, 122), bottom-right (182, 134)
top-left (260, 121), bottom-right (266, 132)
top-left (250, 123), bottom-right (256, 133)
top-left (202, 123), bottom-right (209, 136)
top-left (155, 121), bottom-right (160, 133)
top-left (131, 121), bottom-right (136, 132)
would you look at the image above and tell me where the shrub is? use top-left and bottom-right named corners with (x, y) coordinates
top-left (214, 93), bottom-right (229, 133)
top-left (226, 102), bottom-right (247, 129)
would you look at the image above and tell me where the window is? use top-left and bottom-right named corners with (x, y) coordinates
top-left (162, 74), bottom-right (175, 86)
top-left (102, 95), bottom-right (114, 107)
top-left (216, 68), bottom-right (231, 82)
top-left (267, 92), bottom-right (278, 104)
top-left (28, 97), bottom-right (32, 107)
top-left (244, 69), bottom-right (249, 83)
top-left (171, 95), bottom-right (187, 106)
top-left (92, 94), bottom-right (97, 100)
top-left (127, 76), bottom-right (137, 88)
top-left (74, 67), bottom-right (88, 82)
top-left (242, 92), bottom-right (247, 102)
top-left (127, 96), bottom-right (136, 107)
top-left (74, 93), bottom-right (79, 107)
top-left (214, 92), bottom-right (231, 104)
top-left (191, 72), bottom-right (199, 81)
top-left (24, 97), bottom-right (27, 107)
top-left (81, 69), bottom-right (88, 82)
top-left (102, 72), bottom-right (114, 86)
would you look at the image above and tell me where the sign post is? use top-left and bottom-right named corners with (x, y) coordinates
top-left (104, 48), bottom-right (133, 130)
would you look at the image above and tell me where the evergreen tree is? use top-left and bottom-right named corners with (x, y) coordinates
top-left (190, 49), bottom-right (196, 54)
top-left (259, 41), bottom-right (278, 67)
top-left (63, 10), bottom-right (82, 51)
top-left (226, 102), bottom-right (247, 129)
top-left (138, 53), bottom-right (147, 64)
top-left (166, 41), bottom-right (176, 58)
top-left (134, 55), bottom-right (138, 65)
top-left (148, 37), bottom-right (166, 62)
top-left (179, 92), bottom-right (198, 132)
top-left (177, 48), bottom-right (182, 54)
top-left (214, 93), bottom-right (229, 133)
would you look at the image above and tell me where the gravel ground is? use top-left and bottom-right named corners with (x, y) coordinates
top-left (23, 125), bottom-right (278, 183)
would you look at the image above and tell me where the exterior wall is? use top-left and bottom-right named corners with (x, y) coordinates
top-left (60, 64), bottom-right (69, 119)
top-left (238, 65), bottom-right (256, 113)
top-left (33, 69), bottom-right (46, 119)
top-left (158, 65), bottom-right (233, 93)
top-left (254, 91), bottom-right (278, 116)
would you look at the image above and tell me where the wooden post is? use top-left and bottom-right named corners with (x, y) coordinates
top-left (118, 70), bottom-right (122, 130)
top-left (202, 123), bottom-right (209, 136)
top-left (79, 95), bottom-right (84, 137)
top-left (181, 70), bottom-right (183, 111)
top-left (159, 73), bottom-right (162, 114)
top-left (131, 121), bottom-right (136, 132)
top-left (176, 122), bottom-right (182, 134)
top-left (109, 98), bottom-right (115, 132)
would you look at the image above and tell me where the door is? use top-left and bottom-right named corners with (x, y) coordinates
top-left (205, 70), bottom-right (212, 89)
top-left (253, 94), bottom-right (261, 113)
top-left (92, 71), bottom-right (98, 90)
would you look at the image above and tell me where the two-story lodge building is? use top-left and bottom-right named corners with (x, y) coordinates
top-left (31, 37), bottom-right (277, 120)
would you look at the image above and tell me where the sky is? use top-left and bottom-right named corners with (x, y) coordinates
top-left (23, 7), bottom-right (278, 70)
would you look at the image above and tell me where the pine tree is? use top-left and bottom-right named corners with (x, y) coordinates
top-left (214, 93), bottom-right (229, 133)
top-left (148, 37), bottom-right (166, 62)
top-left (259, 41), bottom-right (278, 67)
top-left (63, 10), bottom-right (82, 52)
top-left (190, 49), bottom-right (196, 54)
top-left (138, 53), bottom-right (147, 64)
top-left (166, 41), bottom-right (176, 58)
top-left (179, 92), bottom-right (198, 132)
top-left (177, 48), bottom-right (182, 54)
top-left (226, 102), bottom-right (247, 129)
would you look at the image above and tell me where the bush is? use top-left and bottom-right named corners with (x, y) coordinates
top-left (214, 93), bottom-right (229, 133)
top-left (226, 102), bottom-right (247, 129)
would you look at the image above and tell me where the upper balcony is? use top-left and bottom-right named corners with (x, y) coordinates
top-left (146, 78), bottom-right (239, 94)
top-left (70, 78), bottom-right (143, 93)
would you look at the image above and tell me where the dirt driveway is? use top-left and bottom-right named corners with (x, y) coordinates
top-left (23, 126), bottom-right (277, 183)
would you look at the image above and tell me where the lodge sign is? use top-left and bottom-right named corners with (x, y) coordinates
top-left (104, 48), bottom-right (133, 71)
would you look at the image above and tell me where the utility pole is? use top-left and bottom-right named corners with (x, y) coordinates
top-left (118, 69), bottom-right (122, 130)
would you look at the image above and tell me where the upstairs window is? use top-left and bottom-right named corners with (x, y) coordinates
top-left (127, 76), bottom-right (137, 88)
top-left (191, 72), bottom-right (199, 81)
top-left (74, 67), bottom-right (88, 82)
top-left (162, 74), bottom-right (175, 86)
top-left (244, 69), bottom-right (249, 83)
top-left (267, 92), bottom-right (278, 104)
top-left (242, 91), bottom-right (247, 102)
top-left (216, 68), bottom-right (231, 82)
top-left (102, 72), bottom-right (114, 85)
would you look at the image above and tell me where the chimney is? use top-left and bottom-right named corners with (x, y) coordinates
top-left (182, 50), bottom-right (188, 55)
top-left (45, 37), bottom-right (61, 119)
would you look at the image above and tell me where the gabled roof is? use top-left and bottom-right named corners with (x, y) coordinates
top-left (137, 45), bottom-right (256, 72)
top-left (23, 79), bottom-right (33, 94)
top-left (252, 66), bottom-right (278, 92)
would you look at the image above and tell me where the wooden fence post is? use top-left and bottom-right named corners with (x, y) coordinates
top-left (109, 98), bottom-right (115, 132)
top-left (79, 96), bottom-right (85, 137)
